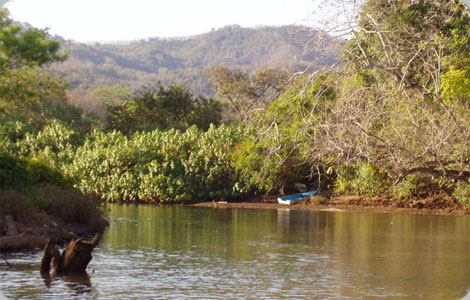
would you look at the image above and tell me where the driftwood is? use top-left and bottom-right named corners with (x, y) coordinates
top-left (40, 233), bottom-right (102, 275)
top-left (1, 215), bottom-right (54, 250)
top-left (0, 231), bottom-right (49, 250)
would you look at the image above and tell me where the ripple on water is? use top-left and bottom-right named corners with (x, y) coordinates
top-left (1, 206), bottom-right (469, 299)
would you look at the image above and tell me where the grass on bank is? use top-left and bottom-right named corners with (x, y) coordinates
top-left (0, 152), bottom-right (107, 232)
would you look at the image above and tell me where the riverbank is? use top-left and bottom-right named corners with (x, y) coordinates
top-left (0, 214), bottom-right (105, 251)
top-left (0, 187), bottom-right (108, 251)
top-left (0, 153), bottom-right (109, 251)
top-left (191, 195), bottom-right (470, 216)
top-left (2, 193), bottom-right (467, 252)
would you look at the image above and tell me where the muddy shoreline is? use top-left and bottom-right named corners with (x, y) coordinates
top-left (191, 195), bottom-right (470, 216)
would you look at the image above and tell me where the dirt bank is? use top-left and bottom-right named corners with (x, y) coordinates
top-left (0, 216), bottom-right (104, 252)
top-left (191, 195), bottom-right (470, 216)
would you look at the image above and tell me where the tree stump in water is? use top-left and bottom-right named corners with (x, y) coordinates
top-left (40, 233), bottom-right (101, 275)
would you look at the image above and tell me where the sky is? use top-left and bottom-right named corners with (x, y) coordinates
top-left (2, 0), bottom-right (346, 43)
top-left (4, 0), bottom-right (469, 43)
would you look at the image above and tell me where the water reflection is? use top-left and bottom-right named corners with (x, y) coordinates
top-left (42, 272), bottom-right (91, 291)
top-left (1, 205), bottom-right (469, 299)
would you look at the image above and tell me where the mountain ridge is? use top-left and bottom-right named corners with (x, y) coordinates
top-left (50, 25), bottom-right (341, 115)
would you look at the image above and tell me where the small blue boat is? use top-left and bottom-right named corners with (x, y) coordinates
top-left (277, 190), bottom-right (317, 205)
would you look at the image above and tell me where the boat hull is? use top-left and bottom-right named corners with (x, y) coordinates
top-left (277, 191), bottom-right (317, 205)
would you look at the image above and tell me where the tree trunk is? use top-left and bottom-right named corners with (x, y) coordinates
top-left (40, 233), bottom-right (102, 275)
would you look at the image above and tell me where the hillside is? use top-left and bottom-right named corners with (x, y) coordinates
top-left (51, 25), bottom-right (340, 113)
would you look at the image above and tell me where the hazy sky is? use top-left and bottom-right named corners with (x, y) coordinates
top-left (3, 0), bottom-right (341, 42)
top-left (5, 0), bottom-right (468, 43)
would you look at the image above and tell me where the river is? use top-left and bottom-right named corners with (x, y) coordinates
top-left (1, 205), bottom-right (469, 299)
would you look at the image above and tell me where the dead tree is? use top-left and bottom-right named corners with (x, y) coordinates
top-left (40, 233), bottom-right (102, 275)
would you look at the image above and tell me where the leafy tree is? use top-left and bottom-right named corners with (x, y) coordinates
top-left (206, 66), bottom-right (290, 124)
top-left (68, 85), bottom-right (130, 128)
top-left (0, 9), bottom-right (89, 129)
top-left (232, 73), bottom-right (338, 193)
top-left (107, 83), bottom-right (222, 133)
top-left (233, 0), bottom-right (470, 200)
top-left (0, 66), bottom-right (65, 115)
top-left (0, 9), bottom-right (66, 73)
top-left (337, 0), bottom-right (470, 183)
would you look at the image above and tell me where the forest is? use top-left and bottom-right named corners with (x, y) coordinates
top-left (1, 0), bottom-right (469, 229)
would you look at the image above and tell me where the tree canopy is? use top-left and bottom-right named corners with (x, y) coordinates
top-left (107, 83), bottom-right (222, 133)
top-left (206, 66), bottom-right (290, 124)
top-left (337, 0), bottom-right (470, 181)
top-left (0, 9), bottom-right (88, 129)
top-left (0, 9), bottom-right (66, 73)
top-left (231, 0), bottom-right (470, 202)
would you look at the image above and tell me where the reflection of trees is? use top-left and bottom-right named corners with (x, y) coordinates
top-left (105, 205), bottom-right (281, 259)
top-left (327, 213), bottom-right (470, 299)
top-left (103, 204), bottom-right (469, 298)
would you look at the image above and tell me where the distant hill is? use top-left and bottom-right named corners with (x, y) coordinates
top-left (53, 25), bottom-right (340, 95)
top-left (49, 25), bottom-right (341, 117)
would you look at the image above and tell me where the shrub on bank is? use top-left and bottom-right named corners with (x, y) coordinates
top-left (68, 124), bottom-right (253, 203)
top-left (0, 119), bottom-right (83, 172)
top-left (0, 152), bottom-right (68, 190)
top-left (0, 189), bottom-right (38, 224)
top-left (37, 185), bottom-right (107, 230)
top-left (390, 174), bottom-right (422, 200)
top-left (0, 153), bottom-right (106, 230)
top-left (451, 180), bottom-right (470, 208)
top-left (334, 161), bottom-right (391, 197)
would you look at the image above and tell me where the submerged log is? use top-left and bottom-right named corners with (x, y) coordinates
top-left (40, 233), bottom-right (102, 275)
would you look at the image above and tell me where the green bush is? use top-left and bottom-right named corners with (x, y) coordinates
top-left (334, 161), bottom-right (390, 197)
top-left (391, 174), bottom-right (421, 200)
top-left (68, 124), bottom-right (252, 203)
top-left (18, 120), bottom-right (83, 168)
top-left (0, 152), bottom-right (68, 191)
top-left (21, 119), bottom-right (82, 153)
top-left (452, 180), bottom-right (470, 208)
top-left (0, 120), bottom-right (37, 154)
top-left (0, 119), bottom-right (84, 172)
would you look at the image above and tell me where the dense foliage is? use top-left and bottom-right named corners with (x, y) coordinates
top-left (0, 9), bottom-right (66, 73)
top-left (1, 2), bottom-right (469, 211)
top-left (106, 83), bottom-right (222, 133)
top-left (0, 10), bottom-right (105, 229)
top-left (229, 0), bottom-right (470, 206)
top-left (1, 119), bottom-right (254, 203)
top-left (67, 125), bottom-right (252, 202)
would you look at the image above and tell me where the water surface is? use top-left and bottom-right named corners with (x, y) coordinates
top-left (1, 205), bottom-right (469, 299)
